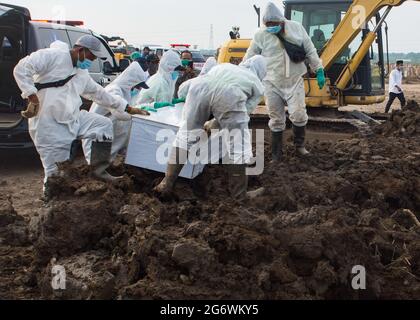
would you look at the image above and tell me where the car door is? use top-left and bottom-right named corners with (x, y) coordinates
top-left (0, 4), bottom-right (29, 125)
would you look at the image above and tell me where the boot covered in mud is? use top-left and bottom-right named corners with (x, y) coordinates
top-left (271, 131), bottom-right (284, 162)
top-left (41, 179), bottom-right (53, 203)
top-left (40, 164), bottom-right (70, 203)
top-left (293, 125), bottom-right (310, 157)
top-left (228, 164), bottom-right (265, 201)
top-left (90, 141), bottom-right (122, 182)
top-left (154, 147), bottom-right (187, 195)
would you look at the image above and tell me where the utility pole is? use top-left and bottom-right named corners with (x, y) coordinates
top-left (209, 24), bottom-right (214, 50)
top-left (253, 5), bottom-right (261, 28)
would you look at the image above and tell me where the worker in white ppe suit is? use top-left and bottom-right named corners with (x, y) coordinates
top-left (82, 61), bottom-right (150, 163)
top-left (244, 1), bottom-right (326, 161)
top-left (13, 35), bottom-right (135, 200)
top-left (178, 56), bottom-right (262, 160)
top-left (134, 50), bottom-right (185, 109)
top-left (154, 55), bottom-right (267, 201)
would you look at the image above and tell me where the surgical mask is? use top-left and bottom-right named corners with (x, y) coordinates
top-left (182, 59), bottom-right (193, 67)
top-left (266, 25), bottom-right (282, 34)
top-left (171, 71), bottom-right (180, 80)
top-left (77, 59), bottom-right (93, 70)
top-left (131, 88), bottom-right (140, 97)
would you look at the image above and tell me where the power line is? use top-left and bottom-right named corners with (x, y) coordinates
top-left (209, 24), bottom-right (214, 50)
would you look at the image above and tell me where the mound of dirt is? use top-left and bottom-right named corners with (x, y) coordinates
top-left (30, 110), bottom-right (420, 299)
top-left (0, 196), bottom-right (35, 299)
top-left (29, 163), bottom-right (134, 264)
top-left (38, 251), bottom-right (120, 300)
top-left (376, 100), bottom-right (420, 137)
top-left (4, 100), bottom-right (420, 300)
top-left (0, 195), bottom-right (29, 247)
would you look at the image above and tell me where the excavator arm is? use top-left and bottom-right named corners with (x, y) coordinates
top-left (306, 0), bottom-right (420, 106)
top-left (321, 0), bottom-right (418, 71)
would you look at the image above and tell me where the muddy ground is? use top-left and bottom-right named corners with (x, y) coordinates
top-left (0, 100), bottom-right (419, 300)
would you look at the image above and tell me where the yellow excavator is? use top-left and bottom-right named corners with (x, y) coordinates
top-left (218, 0), bottom-right (419, 112)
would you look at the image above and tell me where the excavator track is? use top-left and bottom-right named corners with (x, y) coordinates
top-left (308, 116), bottom-right (380, 138)
top-left (250, 107), bottom-right (387, 138)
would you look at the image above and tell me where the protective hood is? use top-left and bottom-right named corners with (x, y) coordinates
top-left (134, 50), bottom-right (181, 104)
top-left (158, 50), bottom-right (182, 74)
top-left (50, 40), bottom-right (70, 52)
top-left (262, 1), bottom-right (285, 24)
top-left (89, 62), bottom-right (149, 115)
top-left (199, 57), bottom-right (217, 76)
top-left (112, 61), bottom-right (148, 91)
top-left (240, 55), bottom-right (267, 81)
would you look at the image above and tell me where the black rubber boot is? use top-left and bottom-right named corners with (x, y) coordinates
top-left (69, 139), bottom-right (81, 163)
top-left (228, 164), bottom-right (248, 200)
top-left (271, 131), bottom-right (283, 162)
top-left (90, 141), bottom-right (123, 182)
top-left (293, 125), bottom-right (310, 157)
top-left (228, 164), bottom-right (265, 201)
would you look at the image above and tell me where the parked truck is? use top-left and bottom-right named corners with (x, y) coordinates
top-left (0, 3), bottom-right (124, 148)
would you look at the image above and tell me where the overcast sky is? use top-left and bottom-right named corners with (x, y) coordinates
top-left (12, 0), bottom-right (420, 52)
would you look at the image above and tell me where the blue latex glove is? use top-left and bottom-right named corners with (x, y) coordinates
top-left (172, 97), bottom-right (186, 104)
top-left (316, 68), bottom-right (326, 90)
top-left (140, 106), bottom-right (158, 113)
top-left (154, 102), bottom-right (174, 109)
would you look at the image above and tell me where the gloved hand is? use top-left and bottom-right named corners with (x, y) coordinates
top-left (139, 106), bottom-right (157, 113)
top-left (154, 102), bottom-right (174, 109)
top-left (133, 108), bottom-right (151, 115)
top-left (172, 97), bottom-right (186, 104)
top-left (124, 106), bottom-right (152, 116)
top-left (203, 119), bottom-right (220, 137)
top-left (21, 102), bottom-right (40, 119)
top-left (316, 68), bottom-right (326, 90)
top-left (28, 94), bottom-right (40, 105)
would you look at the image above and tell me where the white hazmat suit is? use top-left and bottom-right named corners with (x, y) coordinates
top-left (244, 1), bottom-right (323, 132)
top-left (13, 41), bottom-right (127, 186)
top-left (135, 50), bottom-right (181, 105)
top-left (174, 55), bottom-right (267, 165)
top-left (155, 55), bottom-right (267, 200)
top-left (83, 62), bottom-right (149, 163)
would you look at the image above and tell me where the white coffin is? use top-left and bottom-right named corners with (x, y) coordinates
top-left (125, 104), bottom-right (224, 179)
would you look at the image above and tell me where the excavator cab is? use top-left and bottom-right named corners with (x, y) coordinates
top-left (284, 0), bottom-right (386, 105)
